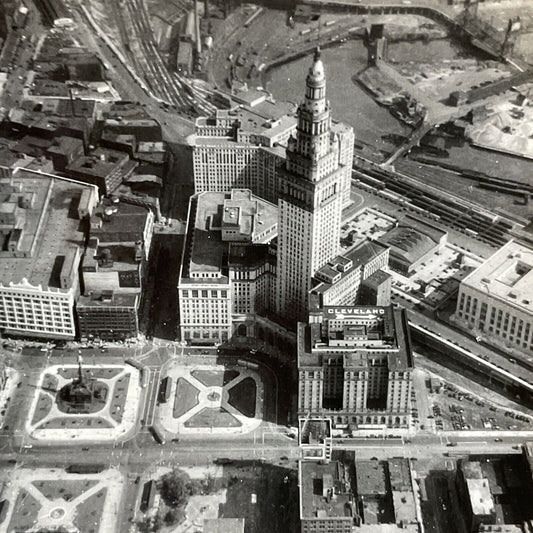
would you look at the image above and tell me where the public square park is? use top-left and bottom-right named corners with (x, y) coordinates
top-left (0, 467), bottom-right (124, 533)
top-left (25, 362), bottom-right (141, 442)
top-left (156, 363), bottom-right (265, 436)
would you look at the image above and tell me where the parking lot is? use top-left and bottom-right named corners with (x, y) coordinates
top-left (428, 381), bottom-right (532, 432)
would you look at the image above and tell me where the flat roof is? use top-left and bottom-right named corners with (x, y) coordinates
top-left (466, 478), bottom-right (495, 516)
top-left (300, 461), bottom-right (353, 520)
top-left (311, 240), bottom-right (389, 296)
top-left (298, 307), bottom-right (413, 371)
top-left (356, 460), bottom-right (387, 496)
top-left (90, 200), bottom-right (150, 243)
top-left (0, 170), bottom-right (90, 290)
top-left (363, 269), bottom-right (392, 288)
top-left (77, 292), bottom-right (138, 308)
top-left (461, 240), bottom-right (533, 314)
top-left (185, 190), bottom-right (277, 276)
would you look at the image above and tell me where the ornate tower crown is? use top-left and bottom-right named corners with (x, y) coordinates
top-left (291, 48), bottom-right (332, 169)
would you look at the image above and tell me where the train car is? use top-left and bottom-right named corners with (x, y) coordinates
top-left (158, 376), bottom-right (171, 403)
top-left (140, 480), bottom-right (156, 512)
top-left (237, 359), bottom-right (259, 370)
top-left (148, 426), bottom-right (166, 445)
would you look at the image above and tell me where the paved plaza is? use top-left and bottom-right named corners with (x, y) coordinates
top-left (0, 467), bottom-right (124, 533)
top-left (156, 363), bottom-right (264, 435)
top-left (25, 365), bottom-right (141, 443)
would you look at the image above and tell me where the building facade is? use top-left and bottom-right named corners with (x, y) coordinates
top-left (189, 86), bottom-right (353, 208)
top-left (309, 240), bottom-right (390, 310)
top-left (276, 50), bottom-right (345, 324)
top-left (0, 171), bottom-right (96, 339)
top-left (178, 189), bottom-right (278, 344)
top-left (298, 305), bottom-right (413, 430)
top-left (454, 240), bottom-right (533, 357)
top-left (77, 199), bottom-right (154, 341)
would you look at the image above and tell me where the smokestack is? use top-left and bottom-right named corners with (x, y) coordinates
top-left (194, 0), bottom-right (202, 55)
top-left (205, 0), bottom-right (209, 19)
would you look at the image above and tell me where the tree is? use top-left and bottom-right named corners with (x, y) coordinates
top-left (164, 508), bottom-right (181, 525)
top-left (160, 471), bottom-right (187, 507)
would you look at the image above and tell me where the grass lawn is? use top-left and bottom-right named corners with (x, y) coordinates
top-left (191, 369), bottom-right (239, 387)
top-left (73, 487), bottom-right (107, 533)
top-left (184, 407), bottom-right (241, 428)
top-left (32, 479), bottom-right (99, 501)
top-left (42, 374), bottom-right (59, 393)
top-left (228, 378), bottom-right (257, 418)
top-left (109, 374), bottom-right (130, 423)
top-left (32, 393), bottom-right (53, 425)
top-left (173, 377), bottom-right (200, 418)
top-left (41, 416), bottom-right (114, 429)
top-left (10, 490), bottom-right (40, 531)
top-left (57, 367), bottom-right (123, 380)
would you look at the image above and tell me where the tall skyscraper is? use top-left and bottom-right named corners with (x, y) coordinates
top-left (276, 49), bottom-right (345, 323)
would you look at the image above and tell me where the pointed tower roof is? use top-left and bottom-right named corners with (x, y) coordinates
top-left (307, 47), bottom-right (325, 88)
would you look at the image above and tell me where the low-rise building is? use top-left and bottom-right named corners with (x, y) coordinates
top-left (0, 169), bottom-right (97, 339)
top-left (378, 214), bottom-right (447, 276)
top-left (298, 305), bottom-right (413, 430)
top-left (454, 240), bottom-right (533, 357)
top-left (299, 455), bottom-right (419, 533)
top-left (66, 148), bottom-right (138, 196)
top-left (77, 199), bottom-right (154, 341)
top-left (299, 458), bottom-right (355, 533)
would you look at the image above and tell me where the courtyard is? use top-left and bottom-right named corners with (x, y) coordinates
top-left (25, 364), bottom-right (141, 443)
top-left (156, 363), bottom-right (264, 436)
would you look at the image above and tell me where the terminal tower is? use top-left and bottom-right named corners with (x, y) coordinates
top-left (276, 49), bottom-right (346, 324)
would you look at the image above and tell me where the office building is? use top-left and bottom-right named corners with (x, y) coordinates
top-left (178, 189), bottom-right (277, 344)
top-left (298, 304), bottom-right (413, 430)
top-left (360, 269), bottom-right (392, 306)
top-left (0, 169), bottom-right (97, 339)
top-left (276, 49), bottom-right (347, 324)
top-left (309, 240), bottom-right (390, 309)
top-left (190, 87), bottom-right (353, 207)
top-left (189, 90), bottom-right (295, 204)
top-left (77, 199), bottom-right (154, 341)
top-left (454, 240), bottom-right (533, 356)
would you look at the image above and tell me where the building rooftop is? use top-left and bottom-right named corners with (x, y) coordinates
top-left (90, 199), bottom-right (151, 244)
top-left (378, 215), bottom-right (446, 267)
top-left (466, 478), bottom-right (495, 516)
top-left (193, 93), bottom-right (296, 146)
top-left (67, 148), bottom-right (132, 179)
top-left (300, 461), bottom-right (354, 521)
top-left (461, 240), bottom-right (533, 314)
top-left (77, 292), bottom-right (138, 308)
top-left (363, 269), bottom-right (392, 289)
top-left (0, 169), bottom-right (91, 290)
top-left (183, 190), bottom-right (277, 277)
top-left (356, 460), bottom-right (387, 496)
top-left (311, 240), bottom-right (389, 297)
top-left (299, 306), bottom-right (413, 371)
